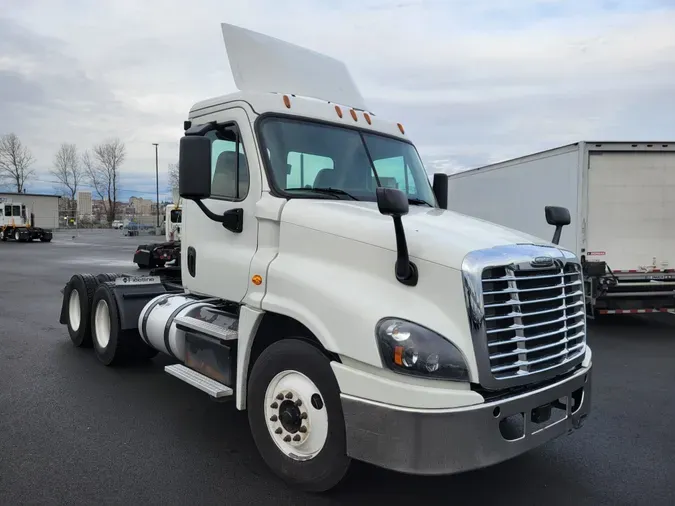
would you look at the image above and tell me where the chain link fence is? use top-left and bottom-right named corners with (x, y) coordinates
top-left (57, 208), bottom-right (167, 237)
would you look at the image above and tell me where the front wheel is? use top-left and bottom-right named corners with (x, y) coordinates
top-left (247, 339), bottom-right (351, 492)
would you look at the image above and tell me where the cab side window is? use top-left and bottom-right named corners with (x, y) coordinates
top-left (208, 125), bottom-right (250, 201)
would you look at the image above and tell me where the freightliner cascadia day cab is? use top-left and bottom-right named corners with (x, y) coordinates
top-left (58, 24), bottom-right (593, 492)
top-left (444, 142), bottom-right (675, 317)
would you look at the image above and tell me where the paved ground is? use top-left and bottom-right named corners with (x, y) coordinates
top-left (1, 229), bottom-right (674, 506)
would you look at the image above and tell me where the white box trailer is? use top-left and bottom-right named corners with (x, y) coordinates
top-left (445, 141), bottom-right (675, 316)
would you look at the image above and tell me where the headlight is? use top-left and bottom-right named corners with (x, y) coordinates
top-left (375, 318), bottom-right (469, 381)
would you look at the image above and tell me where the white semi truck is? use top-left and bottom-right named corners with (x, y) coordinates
top-left (0, 197), bottom-right (53, 242)
top-left (57, 24), bottom-right (592, 492)
top-left (444, 142), bottom-right (675, 317)
top-left (133, 202), bottom-right (182, 270)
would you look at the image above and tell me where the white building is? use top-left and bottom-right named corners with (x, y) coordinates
top-left (77, 191), bottom-right (92, 218)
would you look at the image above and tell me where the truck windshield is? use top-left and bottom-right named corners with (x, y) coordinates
top-left (259, 117), bottom-right (437, 206)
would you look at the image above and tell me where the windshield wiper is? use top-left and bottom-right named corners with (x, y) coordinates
top-left (286, 187), bottom-right (359, 201)
top-left (407, 197), bottom-right (433, 207)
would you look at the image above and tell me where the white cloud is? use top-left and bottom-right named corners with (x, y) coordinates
top-left (1, 0), bottom-right (674, 196)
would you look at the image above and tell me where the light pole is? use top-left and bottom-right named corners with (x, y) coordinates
top-left (153, 143), bottom-right (159, 228)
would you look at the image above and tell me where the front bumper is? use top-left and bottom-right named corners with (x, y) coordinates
top-left (341, 362), bottom-right (592, 475)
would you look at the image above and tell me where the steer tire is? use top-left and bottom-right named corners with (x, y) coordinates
top-left (247, 339), bottom-right (351, 493)
top-left (91, 283), bottom-right (158, 366)
top-left (64, 273), bottom-right (99, 348)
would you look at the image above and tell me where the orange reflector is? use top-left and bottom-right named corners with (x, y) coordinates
top-left (335, 105), bottom-right (343, 118)
top-left (394, 346), bottom-right (404, 366)
top-left (350, 109), bottom-right (358, 121)
top-left (283, 95), bottom-right (291, 108)
top-left (252, 275), bottom-right (263, 286)
top-left (364, 113), bottom-right (372, 125)
top-left (397, 123), bottom-right (405, 134)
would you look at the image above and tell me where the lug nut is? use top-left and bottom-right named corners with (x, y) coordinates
top-left (295, 399), bottom-right (302, 407)
top-left (299, 426), bottom-right (307, 433)
top-left (276, 393), bottom-right (284, 401)
top-left (270, 402), bottom-right (278, 409)
top-left (284, 435), bottom-right (291, 442)
top-left (301, 413), bottom-right (308, 419)
top-left (285, 392), bottom-right (293, 399)
top-left (270, 415), bottom-right (278, 422)
top-left (275, 428), bottom-right (282, 434)
top-left (293, 435), bottom-right (301, 442)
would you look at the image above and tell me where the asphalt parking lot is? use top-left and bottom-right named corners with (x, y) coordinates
top-left (1, 229), bottom-right (674, 506)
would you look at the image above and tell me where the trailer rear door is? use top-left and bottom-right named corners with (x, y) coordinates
top-left (586, 150), bottom-right (675, 271)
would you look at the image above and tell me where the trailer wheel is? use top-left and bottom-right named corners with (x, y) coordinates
top-left (247, 339), bottom-right (351, 492)
top-left (64, 274), bottom-right (99, 347)
top-left (91, 283), bottom-right (158, 366)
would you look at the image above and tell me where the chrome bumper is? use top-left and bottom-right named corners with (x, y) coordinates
top-left (341, 363), bottom-right (592, 475)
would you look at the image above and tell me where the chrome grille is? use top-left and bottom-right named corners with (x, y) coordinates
top-left (462, 244), bottom-right (588, 390)
top-left (481, 262), bottom-right (586, 380)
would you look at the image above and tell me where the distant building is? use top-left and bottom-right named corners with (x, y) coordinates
top-left (129, 196), bottom-right (153, 215)
top-left (77, 191), bottom-right (92, 218)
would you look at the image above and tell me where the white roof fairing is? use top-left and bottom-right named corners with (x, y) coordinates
top-left (220, 23), bottom-right (368, 111)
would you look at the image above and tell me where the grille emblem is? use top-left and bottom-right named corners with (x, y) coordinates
top-left (530, 256), bottom-right (554, 268)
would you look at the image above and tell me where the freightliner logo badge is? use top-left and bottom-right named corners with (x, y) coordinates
top-left (530, 256), bottom-right (554, 268)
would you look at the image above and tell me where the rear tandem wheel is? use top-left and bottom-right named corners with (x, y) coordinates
top-left (90, 282), bottom-right (158, 366)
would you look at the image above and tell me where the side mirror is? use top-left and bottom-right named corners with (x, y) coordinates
top-left (376, 187), bottom-right (409, 217)
top-left (376, 187), bottom-right (417, 286)
top-left (179, 136), bottom-right (212, 200)
top-left (432, 173), bottom-right (448, 210)
top-left (545, 206), bottom-right (571, 245)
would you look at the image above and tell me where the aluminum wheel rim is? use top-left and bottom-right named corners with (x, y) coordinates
top-left (68, 289), bottom-right (81, 332)
top-left (264, 370), bottom-right (329, 461)
top-left (94, 300), bottom-right (111, 349)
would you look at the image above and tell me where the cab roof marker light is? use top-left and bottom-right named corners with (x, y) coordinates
top-left (283, 95), bottom-right (291, 108)
top-left (335, 105), bottom-right (343, 118)
top-left (397, 123), bottom-right (405, 134)
top-left (364, 112), bottom-right (372, 125)
top-left (350, 109), bottom-right (358, 121)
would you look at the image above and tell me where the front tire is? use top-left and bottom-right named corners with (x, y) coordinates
top-left (247, 339), bottom-right (351, 492)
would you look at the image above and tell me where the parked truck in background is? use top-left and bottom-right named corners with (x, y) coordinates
top-left (133, 202), bottom-right (182, 269)
top-left (444, 141), bottom-right (675, 317)
top-left (57, 23), bottom-right (593, 492)
top-left (0, 197), bottom-right (53, 242)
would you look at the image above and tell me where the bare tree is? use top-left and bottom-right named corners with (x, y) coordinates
top-left (0, 133), bottom-right (36, 193)
top-left (51, 143), bottom-right (82, 214)
top-left (84, 138), bottom-right (125, 225)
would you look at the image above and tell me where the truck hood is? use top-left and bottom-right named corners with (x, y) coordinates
top-left (280, 200), bottom-right (554, 269)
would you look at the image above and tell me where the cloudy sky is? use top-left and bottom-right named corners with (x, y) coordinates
top-left (1, 0), bottom-right (674, 201)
